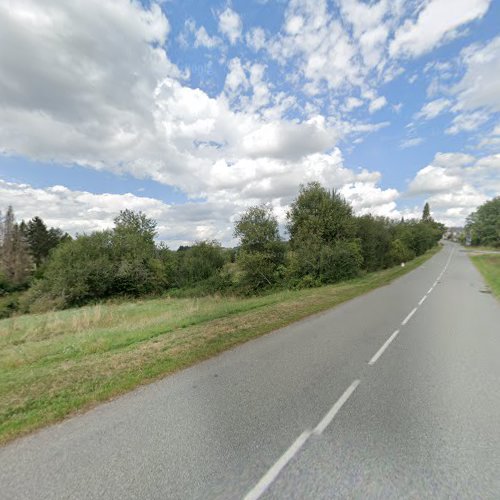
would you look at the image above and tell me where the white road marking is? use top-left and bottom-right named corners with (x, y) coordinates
top-left (245, 247), bottom-right (458, 500)
top-left (313, 380), bottom-right (360, 435)
top-left (244, 379), bottom-right (361, 500)
top-left (368, 330), bottom-right (400, 366)
top-left (244, 430), bottom-right (312, 500)
top-left (402, 307), bottom-right (417, 326)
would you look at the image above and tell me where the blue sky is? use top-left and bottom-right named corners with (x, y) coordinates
top-left (0, 0), bottom-right (499, 246)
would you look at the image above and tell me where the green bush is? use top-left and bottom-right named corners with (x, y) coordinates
top-left (319, 240), bottom-right (364, 283)
top-left (387, 239), bottom-right (415, 265)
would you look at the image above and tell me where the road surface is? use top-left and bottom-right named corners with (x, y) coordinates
top-left (1, 242), bottom-right (499, 499)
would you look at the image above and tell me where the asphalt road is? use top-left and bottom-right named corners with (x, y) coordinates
top-left (1, 242), bottom-right (499, 499)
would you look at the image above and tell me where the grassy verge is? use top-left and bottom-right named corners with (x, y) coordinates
top-left (0, 246), bottom-right (440, 445)
top-left (471, 254), bottom-right (500, 298)
top-left (463, 245), bottom-right (500, 253)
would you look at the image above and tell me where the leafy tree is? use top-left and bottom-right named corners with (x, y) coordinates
top-left (466, 197), bottom-right (500, 247)
top-left (174, 240), bottom-right (226, 287)
top-left (286, 183), bottom-right (358, 282)
top-left (287, 182), bottom-right (355, 246)
top-left (234, 205), bottom-right (284, 290)
top-left (355, 215), bottom-right (392, 271)
top-left (113, 209), bottom-right (157, 242)
top-left (25, 210), bottom-right (166, 310)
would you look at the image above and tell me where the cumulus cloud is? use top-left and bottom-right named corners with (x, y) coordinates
top-left (245, 27), bottom-right (266, 51)
top-left (193, 25), bottom-right (221, 49)
top-left (406, 151), bottom-right (498, 226)
top-left (389, 0), bottom-right (491, 58)
top-left (453, 35), bottom-right (500, 112)
top-left (218, 7), bottom-right (243, 45)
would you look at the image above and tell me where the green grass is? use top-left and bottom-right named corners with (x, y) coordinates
top-left (0, 246), bottom-right (440, 445)
top-left (464, 245), bottom-right (500, 253)
top-left (471, 254), bottom-right (500, 298)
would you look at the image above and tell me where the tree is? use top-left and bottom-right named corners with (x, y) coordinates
top-left (24, 210), bottom-right (167, 310)
top-left (422, 202), bottom-right (432, 222)
top-left (23, 216), bottom-right (70, 268)
top-left (287, 182), bottom-right (355, 246)
top-left (113, 209), bottom-right (157, 243)
top-left (465, 197), bottom-right (500, 247)
top-left (174, 240), bottom-right (226, 287)
top-left (234, 205), bottom-right (284, 290)
top-left (286, 182), bottom-right (358, 282)
top-left (0, 206), bottom-right (33, 288)
top-left (355, 215), bottom-right (392, 271)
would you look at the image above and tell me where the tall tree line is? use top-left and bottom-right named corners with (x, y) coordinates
top-left (2, 184), bottom-right (446, 315)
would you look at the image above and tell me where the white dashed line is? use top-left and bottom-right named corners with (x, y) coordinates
top-left (418, 295), bottom-right (427, 306)
top-left (402, 307), bottom-right (417, 326)
top-left (313, 380), bottom-right (360, 435)
top-left (243, 431), bottom-right (312, 500)
top-left (368, 330), bottom-right (400, 366)
top-left (244, 379), bottom-right (360, 500)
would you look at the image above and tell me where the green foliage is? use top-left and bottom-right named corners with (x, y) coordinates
top-left (387, 239), bottom-right (415, 265)
top-left (394, 219), bottom-right (444, 257)
top-left (6, 185), bottom-right (448, 312)
top-left (422, 202), bottom-right (432, 222)
top-left (287, 182), bottom-right (355, 247)
top-left (234, 205), bottom-right (284, 291)
top-left (285, 183), bottom-right (359, 284)
top-left (23, 216), bottom-right (70, 268)
top-left (0, 292), bottom-right (20, 319)
top-left (25, 211), bottom-right (167, 311)
top-left (318, 240), bottom-right (364, 283)
top-left (466, 197), bottom-right (500, 247)
top-left (174, 241), bottom-right (226, 288)
top-left (355, 215), bottom-right (392, 271)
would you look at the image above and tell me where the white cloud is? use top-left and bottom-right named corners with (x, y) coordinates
top-left (400, 137), bottom-right (424, 149)
top-left (194, 25), bottom-right (221, 49)
top-left (340, 181), bottom-right (400, 217)
top-left (389, 0), bottom-right (491, 58)
top-left (344, 97), bottom-right (364, 111)
top-left (415, 98), bottom-right (452, 120)
top-left (408, 165), bottom-right (463, 194)
top-left (218, 7), bottom-right (242, 45)
top-left (245, 27), bottom-right (266, 51)
top-left (224, 58), bottom-right (249, 93)
top-left (478, 124), bottom-right (500, 148)
top-left (453, 36), bottom-right (500, 113)
top-left (445, 111), bottom-right (489, 134)
top-left (406, 151), bottom-right (498, 226)
top-left (368, 96), bottom-right (387, 114)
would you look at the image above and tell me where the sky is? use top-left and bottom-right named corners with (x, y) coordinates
top-left (0, 0), bottom-right (499, 247)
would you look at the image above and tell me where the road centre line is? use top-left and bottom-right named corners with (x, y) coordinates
top-left (368, 330), bottom-right (400, 365)
top-left (402, 307), bottom-right (417, 326)
top-left (244, 380), bottom-right (360, 500)
top-left (246, 248), bottom-right (457, 500)
top-left (243, 430), bottom-right (312, 500)
top-left (313, 380), bottom-right (360, 435)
